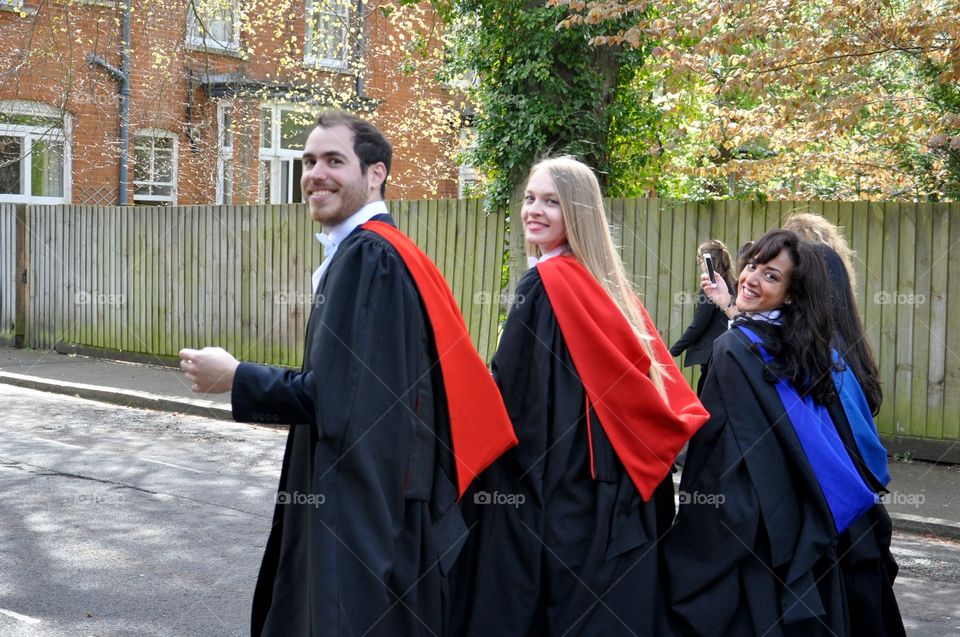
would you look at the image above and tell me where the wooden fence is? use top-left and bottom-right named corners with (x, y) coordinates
top-left (0, 204), bottom-right (15, 345)
top-left (3, 202), bottom-right (505, 366)
top-left (2, 199), bottom-right (959, 455)
top-left (607, 199), bottom-right (960, 457)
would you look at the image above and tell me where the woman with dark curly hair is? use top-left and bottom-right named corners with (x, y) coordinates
top-left (665, 229), bottom-right (904, 637)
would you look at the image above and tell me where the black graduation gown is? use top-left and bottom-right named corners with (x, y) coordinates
top-left (232, 215), bottom-right (465, 637)
top-left (451, 267), bottom-right (675, 637)
top-left (669, 290), bottom-right (728, 368)
top-left (669, 291), bottom-right (728, 395)
top-left (665, 324), bottom-right (904, 637)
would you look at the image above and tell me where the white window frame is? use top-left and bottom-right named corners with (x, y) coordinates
top-left (0, 100), bottom-right (71, 204)
top-left (133, 128), bottom-right (178, 205)
top-left (216, 101), bottom-right (234, 204)
top-left (186, 0), bottom-right (241, 52)
top-left (258, 104), bottom-right (311, 204)
top-left (304, 0), bottom-right (351, 70)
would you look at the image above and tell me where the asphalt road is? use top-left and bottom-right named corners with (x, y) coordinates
top-left (0, 384), bottom-right (286, 636)
top-left (1, 384), bottom-right (959, 636)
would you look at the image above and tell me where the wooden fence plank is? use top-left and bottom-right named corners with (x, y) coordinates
top-left (894, 203), bottom-right (916, 436)
top-left (252, 205), bottom-right (264, 364)
top-left (463, 199), bottom-right (480, 344)
top-left (925, 204), bottom-right (950, 439)
top-left (942, 204), bottom-right (960, 442)
top-left (911, 203), bottom-right (932, 438)
top-left (666, 200), bottom-right (690, 341)
top-left (442, 199), bottom-right (459, 288)
top-left (877, 202), bottom-right (900, 435)
top-left (0, 206), bottom-right (14, 342)
top-left (620, 198), bottom-right (638, 288)
top-left (644, 198), bottom-right (661, 322)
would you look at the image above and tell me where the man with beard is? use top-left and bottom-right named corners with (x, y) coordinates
top-left (179, 111), bottom-right (516, 637)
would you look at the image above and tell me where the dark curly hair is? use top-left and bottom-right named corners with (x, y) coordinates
top-left (734, 229), bottom-right (838, 404)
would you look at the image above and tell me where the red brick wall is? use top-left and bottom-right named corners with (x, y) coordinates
top-left (0, 0), bottom-right (461, 205)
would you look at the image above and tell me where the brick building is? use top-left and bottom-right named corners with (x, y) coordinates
top-left (0, 0), bottom-right (463, 206)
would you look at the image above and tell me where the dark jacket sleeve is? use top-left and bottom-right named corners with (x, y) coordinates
top-left (231, 364), bottom-right (316, 425)
top-left (670, 292), bottom-right (718, 357)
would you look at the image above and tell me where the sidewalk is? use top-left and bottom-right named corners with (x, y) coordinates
top-left (2, 346), bottom-right (959, 542)
top-left (0, 346), bottom-right (231, 420)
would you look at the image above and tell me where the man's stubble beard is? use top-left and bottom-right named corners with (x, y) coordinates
top-left (310, 173), bottom-right (371, 228)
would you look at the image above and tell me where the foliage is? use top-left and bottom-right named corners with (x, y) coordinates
top-left (435, 0), bottom-right (653, 208)
top-left (552, 0), bottom-right (960, 201)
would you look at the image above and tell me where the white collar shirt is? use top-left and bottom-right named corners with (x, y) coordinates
top-left (311, 200), bottom-right (389, 292)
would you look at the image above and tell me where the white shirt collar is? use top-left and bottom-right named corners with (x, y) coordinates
top-left (312, 200), bottom-right (388, 293)
top-left (527, 243), bottom-right (571, 268)
top-left (315, 199), bottom-right (389, 249)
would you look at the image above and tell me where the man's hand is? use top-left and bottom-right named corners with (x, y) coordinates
top-left (179, 347), bottom-right (240, 394)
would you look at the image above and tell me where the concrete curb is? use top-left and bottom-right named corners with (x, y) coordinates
top-left (0, 371), bottom-right (234, 421)
top-left (889, 512), bottom-right (960, 542)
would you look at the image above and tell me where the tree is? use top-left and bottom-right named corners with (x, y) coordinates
top-left (436, 0), bottom-right (657, 208)
top-left (552, 0), bottom-right (960, 200)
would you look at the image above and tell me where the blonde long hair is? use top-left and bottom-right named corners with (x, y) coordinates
top-left (783, 212), bottom-right (858, 294)
top-left (526, 156), bottom-right (669, 398)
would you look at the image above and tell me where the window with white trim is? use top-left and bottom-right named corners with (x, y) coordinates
top-left (133, 129), bottom-right (177, 205)
top-left (0, 101), bottom-right (70, 204)
top-left (216, 102), bottom-right (234, 204)
top-left (305, 0), bottom-right (351, 70)
top-left (186, 0), bottom-right (240, 52)
top-left (258, 105), bottom-right (310, 204)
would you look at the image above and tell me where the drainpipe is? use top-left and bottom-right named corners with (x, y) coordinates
top-left (87, 0), bottom-right (131, 204)
top-left (355, 0), bottom-right (366, 98)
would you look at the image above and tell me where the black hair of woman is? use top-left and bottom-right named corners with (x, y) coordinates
top-left (811, 242), bottom-right (883, 415)
top-left (734, 229), bottom-right (838, 404)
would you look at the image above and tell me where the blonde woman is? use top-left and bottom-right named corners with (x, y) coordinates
top-left (783, 212), bottom-right (858, 292)
top-left (451, 157), bottom-right (708, 636)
